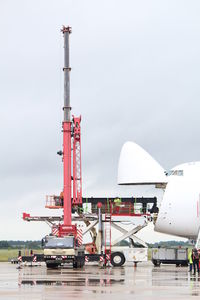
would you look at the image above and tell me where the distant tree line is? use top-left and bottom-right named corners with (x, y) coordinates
top-left (0, 240), bottom-right (192, 249)
top-left (0, 240), bottom-right (41, 249)
top-left (148, 240), bottom-right (192, 248)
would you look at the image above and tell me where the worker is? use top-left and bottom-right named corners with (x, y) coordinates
top-left (114, 198), bottom-right (122, 213)
top-left (192, 248), bottom-right (199, 274)
top-left (188, 249), bottom-right (193, 272)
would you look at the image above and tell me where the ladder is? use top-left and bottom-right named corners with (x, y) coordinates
top-left (104, 199), bottom-right (112, 266)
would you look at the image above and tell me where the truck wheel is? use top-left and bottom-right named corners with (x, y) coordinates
top-left (80, 260), bottom-right (85, 268)
top-left (111, 252), bottom-right (125, 267)
top-left (73, 261), bottom-right (78, 268)
top-left (77, 260), bottom-right (81, 268)
top-left (46, 263), bottom-right (59, 269)
top-left (153, 260), bottom-right (160, 267)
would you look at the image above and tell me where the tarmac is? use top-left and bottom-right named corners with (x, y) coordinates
top-left (1, 262), bottom-right (200, 299)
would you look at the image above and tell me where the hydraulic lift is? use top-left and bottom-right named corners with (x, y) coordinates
top-left (23, 196), bottom-right (158, 267)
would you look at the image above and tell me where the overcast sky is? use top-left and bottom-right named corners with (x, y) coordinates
top-left (1, 0), bottom-right (200, 242)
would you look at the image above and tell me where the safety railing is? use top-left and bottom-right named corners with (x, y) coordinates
top-left (45, 197), bottom-right (152, 216)
top-left (45, 195), bottom-right (63, 209)
top-left (86, 202), bottom-right (151, 216)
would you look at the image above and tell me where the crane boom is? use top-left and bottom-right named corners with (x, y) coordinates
top-left (61, 26), bottom-right (72, 226)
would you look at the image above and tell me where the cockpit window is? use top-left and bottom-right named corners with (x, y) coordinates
top-left (165, 170), bottom-right (183, 176)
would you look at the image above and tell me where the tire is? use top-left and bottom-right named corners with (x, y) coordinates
top-left (77, 260), bottom-right (81, 268)
top-left (73, 261), bottom-right (78, 268)
top-left (46, 263), bottom-right (59, 269)
top-left (77, 259), bottom-right (84, 268)
top-left (111, 252), bottom-right (125, 267)
top-left (80, 260), bottom-right (85, 268)
top-left (153, 260), bottom-right (161, 267)
top-left (73, 257), bottom-right (85, 269)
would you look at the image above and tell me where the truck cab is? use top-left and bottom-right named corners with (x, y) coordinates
top-left (43, 235), bottom-right (85, 268)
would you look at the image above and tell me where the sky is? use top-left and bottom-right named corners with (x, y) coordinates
top-left (1, 0), bottom-right (200, 242)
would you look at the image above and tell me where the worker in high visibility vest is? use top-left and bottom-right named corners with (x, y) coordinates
top-left (114, 198), bottom-right (121, 213)
top-left (114, 198), bottom-right (121, 205)
top-left (188, 249), bottom-right (193, 272)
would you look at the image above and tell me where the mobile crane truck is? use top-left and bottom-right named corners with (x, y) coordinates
top-left (40, 26), bottom-right (85, 269)
top-left (42, 229), bottom-right (85, 269)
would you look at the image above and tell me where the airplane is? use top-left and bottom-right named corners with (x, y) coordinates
top-left (118, 141), bottom-right (200, 242)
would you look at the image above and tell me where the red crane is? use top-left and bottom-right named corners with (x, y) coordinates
top-left (59, 26), bottom-right (82, 237)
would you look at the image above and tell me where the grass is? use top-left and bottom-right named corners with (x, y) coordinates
top-left (0, 249), bottom-right (43, 262)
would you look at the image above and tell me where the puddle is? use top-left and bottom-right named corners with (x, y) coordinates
top-left (19, 278), bottom-right (124, 286)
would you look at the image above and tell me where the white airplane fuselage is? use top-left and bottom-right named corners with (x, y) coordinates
top-left (118, 142), bottom-right (200, 240)
top-left (155, 163), bottom-right (200, 239)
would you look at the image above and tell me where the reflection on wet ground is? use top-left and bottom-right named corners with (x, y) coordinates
top-left (20, 278), bottom-right (124, 286)
top-left (1, 262), bottom-right (200, 299)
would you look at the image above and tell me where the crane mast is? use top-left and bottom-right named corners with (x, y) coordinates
top-left (62, 26), bottom-right (72, 226)
top-left (61, 26), bottom-right (82, 234)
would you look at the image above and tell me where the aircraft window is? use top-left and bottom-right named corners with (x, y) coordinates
top-left (165, 170), bottom-right (183, 176)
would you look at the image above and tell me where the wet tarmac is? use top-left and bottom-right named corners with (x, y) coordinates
top-left (1, 262), bottom-right (200, 299)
